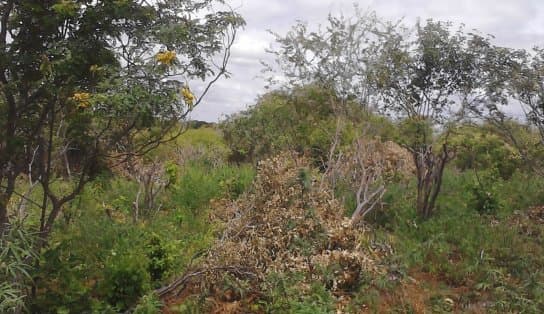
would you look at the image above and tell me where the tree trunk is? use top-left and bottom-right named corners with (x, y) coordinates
top-left (0, 178), bottom-right (16, 235)
top-left (0, 194), bottom-right (9, 234)
top-left (413, 145), bottom-right (449, 220)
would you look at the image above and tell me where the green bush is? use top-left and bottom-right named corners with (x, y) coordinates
top-left (34, 240), bottom-right (96, 312)
top-left (496, 170), bottom-right (544, 214)
top-left (149, 127), bottom-right (231, 166)
top-left (101, 253), bottom-right (150, 311)
top-left (146, 233), bottom-right (172, 283)
top-left (133, 292), bottom-right (162, 314)
top-left (260, 272), bottom-right (335, 313)
top-left (220, 85), bottom-right (385, 163)
top-left (467, 168), bottom-right (503, 215)
top-left (450, 125), bottom-right (521, 179)
top-left (33, 202), bottom-right (213, 312)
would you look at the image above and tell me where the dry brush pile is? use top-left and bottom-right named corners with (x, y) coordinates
top-left (157, 152), bottom-right (389, 311)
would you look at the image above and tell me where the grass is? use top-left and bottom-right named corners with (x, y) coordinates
top-left (360, 168), bottom-right (544, 312)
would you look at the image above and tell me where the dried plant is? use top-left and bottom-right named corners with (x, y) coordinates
top-left (157, 152), bottom-right (386, 309)
top-left (117, 157), bottom-right (174, 222)
top-left (324, 133), bottom-right (414, 226)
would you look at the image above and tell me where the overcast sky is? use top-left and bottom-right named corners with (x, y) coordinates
top-left (189, 0), bottom-right (544, 122)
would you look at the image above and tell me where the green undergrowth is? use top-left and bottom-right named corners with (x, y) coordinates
top-left (363, 168), bottom-right (544, 312)
top-left (30, 159), bottom-right (254, 312)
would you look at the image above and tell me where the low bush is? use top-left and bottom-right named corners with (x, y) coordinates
top-left (146, 233), bottom-right (172, 283)
top-left (467, 168), bottom-right (503, 215)
top-left (101, 253), bottom-right (150, 311)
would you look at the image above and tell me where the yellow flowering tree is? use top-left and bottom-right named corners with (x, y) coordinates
top-left (0, 0), bottom-right (244, 243)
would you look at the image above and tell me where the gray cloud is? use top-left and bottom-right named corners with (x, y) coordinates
top-left (190, 0), bottom-right (544, 122)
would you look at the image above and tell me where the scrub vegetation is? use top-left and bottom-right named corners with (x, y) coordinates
top-left (1, 2), bottom-right (544, 313)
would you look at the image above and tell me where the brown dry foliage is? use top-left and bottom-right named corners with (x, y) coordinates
top-left (381, 140), bottom-right (416, 178)
top-left (324, 137), bottom-right (414, 225)
top-left (327, 139), bottom-right (414, 189)
top-left (158, 152), bottom-right (386, 311)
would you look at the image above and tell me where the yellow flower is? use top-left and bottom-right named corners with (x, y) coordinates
top-left (71, 92), bottom-right (91, 109)
top-left (156, 51), bottom-right (176, 66)
top-left (89, 64), bottom-right (101, 74)
top-left (181, 86), bottom-right (195, 108)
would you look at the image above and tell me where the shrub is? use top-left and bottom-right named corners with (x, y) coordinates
top-left (467, 168), bottom-right (503, 215)
top-left (34, 242), bottom-right (95, 312)
top-left (220, 85), bottom-right (378, 163)
top-left (262, 272), bottom-right (335, 314)
top-left (451, 125), bottom-right (521, 179)
top-left (164, 127), bottom-right (230, 167)
top-left (102, 253), bottom-right (150, 311)
top-left (146, 233), bottom-right (172, 283)
top-left (133, 292), bottom-right (162, 314)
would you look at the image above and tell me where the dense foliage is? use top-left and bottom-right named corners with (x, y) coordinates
top-left (221, 85), bottom-right (396, 166)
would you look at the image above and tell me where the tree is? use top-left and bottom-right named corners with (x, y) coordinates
top-left (264, 9), bottom-right (395, 109)
top-left (267, 12), bottom-right (499, 219)
top-left (510, 49), bottom-right (544, 142)
top-left (369, 20), bottom-right (507, 218)
top-left (0, 0), bottom-right (244, 238)
top-left (501, 48), bottom-right (544, 175)
top-left (464, 41), bottom-right (544, 176)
